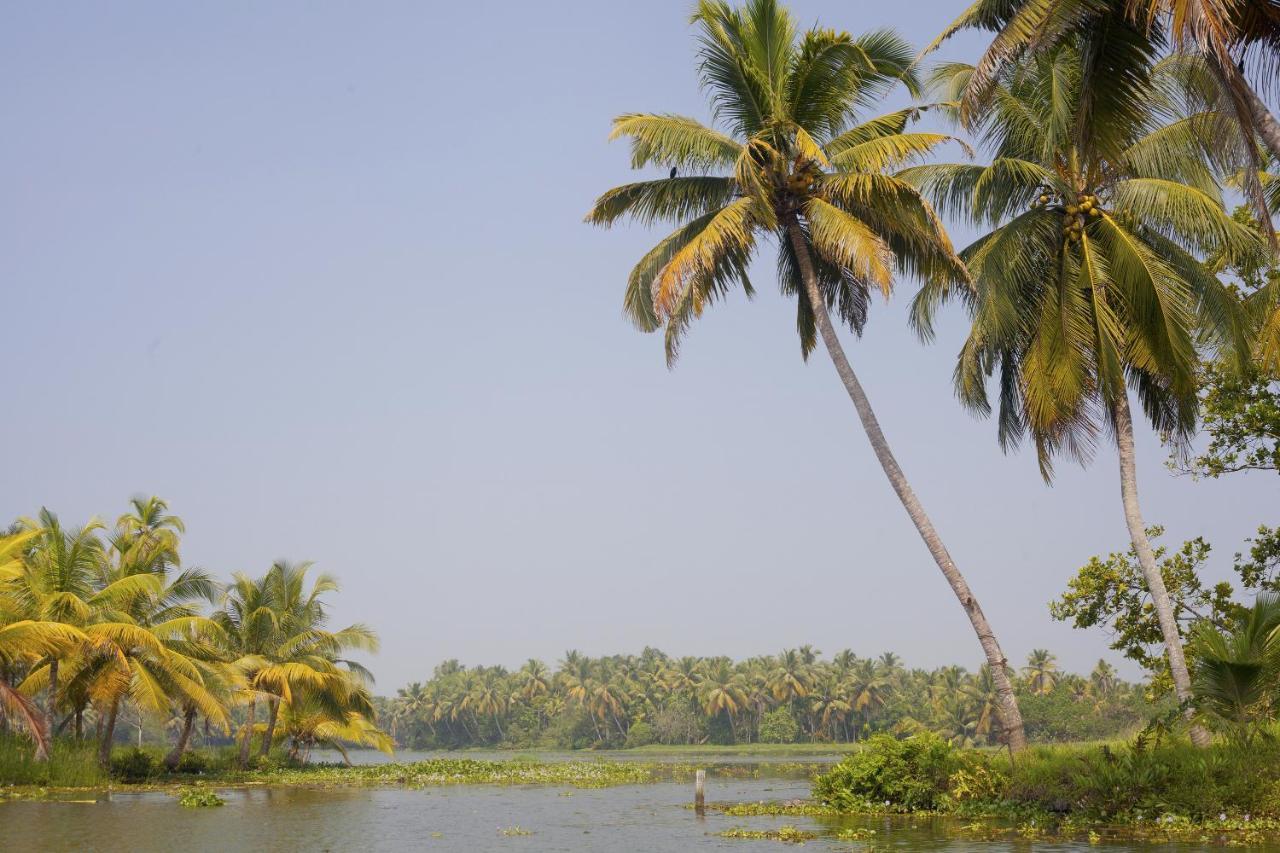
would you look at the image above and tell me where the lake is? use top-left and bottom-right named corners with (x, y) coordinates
top-left (0, 760), bottom-right (1227, 851)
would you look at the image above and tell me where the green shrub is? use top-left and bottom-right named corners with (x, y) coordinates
top-left (624, 721), bottom-right (656, 748)
top-left (813, 732), bottom-right (968, 812)
top-left (175, 750), bottom-right (210, 775)
top-left (758, 708), bottom-right (800, 744)
top-left (111, 747), bottom-right (158, 783)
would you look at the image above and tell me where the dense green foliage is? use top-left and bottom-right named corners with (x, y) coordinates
top-left (814, 730), bottom-right (1280, 824)
top-left (0, 496), bottom-right (386, 775)
top-left (389, 648), bottom-right (1148, 750)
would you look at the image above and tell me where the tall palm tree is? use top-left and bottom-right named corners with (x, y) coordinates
top-left (587, 0), bottom-right (1028, 751)
top-left (908, 40), bottom-right (1256, 746)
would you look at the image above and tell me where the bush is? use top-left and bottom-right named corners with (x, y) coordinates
top-left (813, 732), bottom-right (969, 812)
top-left (175, 750), bottom-right (210, 775)
top-left (624, 721), bottom-right (656, 748)
top-left (651, 704), bottom-right (705, 745)
top-left (758, 708), bottom-right (801, 744)
top-left (111, 747), bottom-right (158, 783)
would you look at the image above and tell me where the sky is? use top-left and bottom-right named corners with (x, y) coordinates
top-left (1, 1), bottom-right (1271, 692)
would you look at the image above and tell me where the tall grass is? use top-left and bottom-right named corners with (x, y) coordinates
top-left (0, 734), bottom-right (104, 787)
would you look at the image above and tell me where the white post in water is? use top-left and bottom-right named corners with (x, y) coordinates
top-left (694, 768), bottom-right (706, 815)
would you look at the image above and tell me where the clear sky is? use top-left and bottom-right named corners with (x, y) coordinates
top-left (1, 1), bottom-right (1270, 691)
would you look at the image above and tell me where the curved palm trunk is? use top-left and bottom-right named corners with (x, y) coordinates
top-left (785, 221), bottom-right (1027, 752)
top-left (238, 697), bottom-right (257, 767)
top-left (164, 705), bottom-right (198, 770)
top-left (99, 697), bottom-right (120, 767)
top-left (259, 697), bottom-right (280, 758)
top-left (1111, 392), bottom-right (1211, 748)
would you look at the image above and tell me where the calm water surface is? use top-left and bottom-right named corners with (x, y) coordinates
top-left (0, 768), bottom-right (1230, 852)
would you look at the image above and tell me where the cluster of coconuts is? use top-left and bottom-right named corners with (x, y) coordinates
top-left (1032, 190), bottom-right (1103, 243)
top-left (785, 157), bottom-right (822, 194)
top-left (1062, 193), bottom-right (1102, 242)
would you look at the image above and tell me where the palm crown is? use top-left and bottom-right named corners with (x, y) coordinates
top-left (907, 43), bottom-right (1258, 476)
top-left (587, 0), bottom-right (967, 363)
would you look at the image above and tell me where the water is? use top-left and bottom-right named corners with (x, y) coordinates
top-left (0, 770), bottom-right (1228, 852)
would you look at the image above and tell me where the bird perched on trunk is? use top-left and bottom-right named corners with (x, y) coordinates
top-left (669, 166), bottom-right (677, 178)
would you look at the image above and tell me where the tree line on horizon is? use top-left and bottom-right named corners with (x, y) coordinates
top-left (588, 0), bottom-right (1280, 750)
top-left (0, 496), bottom-right (388, 767)
top-left (388, 647), bottom-right (1148, 750)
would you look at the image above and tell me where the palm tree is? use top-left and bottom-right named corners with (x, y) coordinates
top-left (0, 530), bottom-right (89, 759)
top-left (1189, 593), bottom-right (1280, 744)
top-left (1022, 649), bottom-right (1060, 695)
top-left (1091, 659), bottom-right (1120, 698)
top-left (698, 660), bottom-right (747, 741)
top-left (588, 0), bottom-right (1027, 748)
top-left (9, 511), bottom-right (104, 741)
top-left (908, 39), bottom-right (1256, 747)
top-left (935, 0), bottom-right (1280, 185)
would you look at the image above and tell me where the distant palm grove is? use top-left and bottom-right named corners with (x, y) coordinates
top-left (389, 648), bottom-right (1146, 750)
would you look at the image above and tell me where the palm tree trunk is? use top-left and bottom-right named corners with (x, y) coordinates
top-left (164, 705), bottom-right (198, 770)
top-left (259, 697), bottom-right (280, 758)
top-left (238, 697), bottom-right (257, 767)
top-left (1238, 76), bottom-right (1280, 163)
top-left (785, 220), bottom-right (1027, 752)
top-left (1111, 391), bottom-right (1211, 748)
top-left (44, 658), bottom-right (59, 759)
top-left (99, 697), bottom-right (119, 767)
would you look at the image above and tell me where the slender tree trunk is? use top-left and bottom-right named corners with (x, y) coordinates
top-left (164, 706), bottom-right (198, 770)
top-left (44, 658), bottom-right (59, 759)
top-left (239, 697), bottom-right (257, 767)
top-left (1111, 392), bottom-right (1211, 747)
top-left (1240, 77), bottom-right (1280, 163)
top-left (259, 697), bottom-right (280, 758)
top-left (74, 707), bottom-right (83, 741)
top-left (99, 697), bottom-right (119, 767)
top-left (785, 220), bottom-right (1027, 752)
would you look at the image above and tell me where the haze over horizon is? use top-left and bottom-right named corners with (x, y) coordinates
top-left (3, 0), bottom-right (1270, 691)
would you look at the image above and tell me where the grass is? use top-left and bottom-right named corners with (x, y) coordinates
top-left (0, 734), bottom-right (104, 788)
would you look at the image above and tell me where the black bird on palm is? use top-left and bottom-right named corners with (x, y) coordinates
top-left (669, 166), bottom-right (677, 179)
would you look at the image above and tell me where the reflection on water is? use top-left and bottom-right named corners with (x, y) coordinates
top-left (0, 770), bottom-right (1220, 852)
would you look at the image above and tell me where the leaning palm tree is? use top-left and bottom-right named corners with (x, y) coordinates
top-left (587, 0), bottom-right (1028, 751)
top-left (907, 41), bottom-right (1258, 746)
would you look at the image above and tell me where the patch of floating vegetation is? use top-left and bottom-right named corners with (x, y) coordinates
top-left (236, 758), bottom-right (667, 789)
top-left (718, 825), bottom-right (816, 843)
top-left (176, 788), bottom-right (224, 808)
top-left (700, 799), bottom-right (841, 817)
top-left (498, 825), bottom-right (534, 836)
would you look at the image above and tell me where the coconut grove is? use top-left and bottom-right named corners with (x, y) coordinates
top-left (5, 0), bottom-right (1280, 847)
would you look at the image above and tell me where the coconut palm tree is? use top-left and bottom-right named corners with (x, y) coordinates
top-left (1023, 649), bottom-right (1061, 695)
top-left (0, 531), bottom-right (89, 759)
top-left (1091, 659), bottom-right (1120, 698)
top-left (908, 38), bottom-right (1257, 746)
top-left (587, 0), bottom-right (1029, 750)
top-left (698, 659), bottom-right (748, 740)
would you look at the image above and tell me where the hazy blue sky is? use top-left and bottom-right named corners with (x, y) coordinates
top-left (2, 1), bottom-right (1270, 690)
